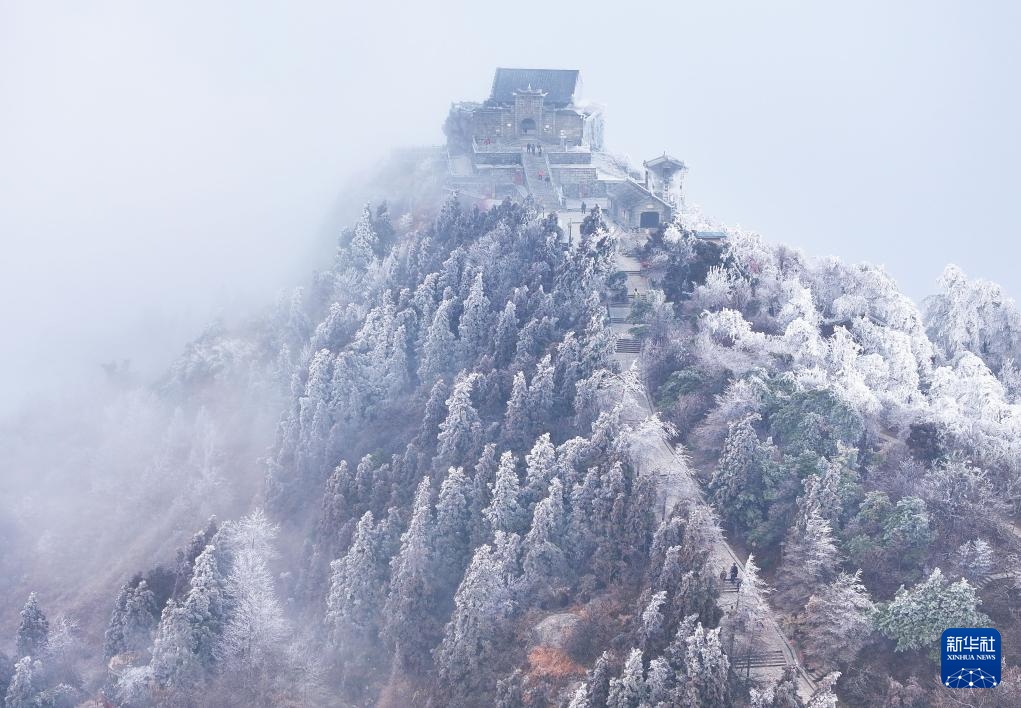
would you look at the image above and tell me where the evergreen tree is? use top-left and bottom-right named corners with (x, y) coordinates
top-left (679, 623), bottom-right (731, 708)
top-left (777, 507), bottom-right (839, 611)
top-left (521, 433), bottom-right (557, 511)
top-left (493, 300), bottom-right (519, 368)
top-left (4, 657), bottom-right (38, 708)
top-left (119, 580), bottom-right (159, 654)
top-left (875, 568), bottom-right (986, 654)
top-left (15, 594), bottom-right (48, 658)
top-left (348, 204), bottom-right (378, 271)
top-left (521, 478), bottom-right (568, 596)
top-left (709, 415), bottom-right (777, 542)
top-left (722, 554), bottom-right (770, 676)
top-left (644, 656), bottom-right (672, 706)
top-left (384, 477), bottom-right (436, 673)
top-left (638, 591), bottom-right (668, 655)
top-left (527, 354), bottom-right (556, 431)
top-left (434, 373), bottom-right (483, 471)
top-left (607, 648), bottom-right (645, 708)
top-left (327, 512), bottom-right (390, 659)
top-left (418, 297), bottom-right (457, 385)
top-left (457, 271), bottom-right (491, 364)
top-left (484, 452), bottom-right (525, 534)
top-left (433, 467), bottom-right (474, 599)
top-left (503, 371), bottom-right (530, 449)
top-left (434, 533), bottom-right (521, 697)
top-left (801, 571), bottom-right (873, 671)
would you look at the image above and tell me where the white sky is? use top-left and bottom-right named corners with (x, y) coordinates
top-left (1, 1), bottom-right (1019, 411)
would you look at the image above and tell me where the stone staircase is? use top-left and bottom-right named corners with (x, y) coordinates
top-left (615, 337), bottom-right (642, 354)
top-left (522, 151), bottom-right (560, 209)
top-left (733, 649), bottom-right (789, 671)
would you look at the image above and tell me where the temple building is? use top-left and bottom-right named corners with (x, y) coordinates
top-left (444, 68), bottom-right (683, 230)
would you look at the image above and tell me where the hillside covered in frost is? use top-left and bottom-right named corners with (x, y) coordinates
top-left (2, 167), bottom-right (1021, 707)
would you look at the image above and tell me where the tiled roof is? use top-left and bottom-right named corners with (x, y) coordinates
top-left (490, 68), bottom-right (580, 107)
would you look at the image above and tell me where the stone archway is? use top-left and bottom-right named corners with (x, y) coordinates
top-left (520, 118), bottom-right (537, 135)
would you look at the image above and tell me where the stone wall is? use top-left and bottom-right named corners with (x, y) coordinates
top-left (547, 152), bottom-right (592, 165)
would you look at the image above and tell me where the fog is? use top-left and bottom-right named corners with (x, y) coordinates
top-left (3, 1), bottom-right (1019, 413)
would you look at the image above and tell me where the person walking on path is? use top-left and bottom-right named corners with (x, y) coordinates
top-left (729, 563), bottom-right (739, 584)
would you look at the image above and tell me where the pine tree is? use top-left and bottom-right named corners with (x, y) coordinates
top-left (434, 533), bottom-right (521, 696)
top-left (521, 478), bottom-right (568, 595)
top-left (418, 297), bottom-right (457, 385)
top-left (348, 204), bottom-right (377, 271)
top-left (527, 354), bottom-right (556, 431)
top-left (327, 511), bottom-right (390, 657)
top-left (119, 580), bottom-right (159, 653)
top-left (458, 271), bottom-right (491, 364)
top-left (521, 433), bottom-right (557, 512)
top-left (493, 300), bottom-right (519, 368)
top-left (777, 507), bottom-right (839, 611)
top-left (607, 648), bottom-right (645, 708)
top-left (644, 656), bottom-right (672, 706)
top-left (709, 415), bottom-right (775, 538)
top-left (484, 451), bottom-right (525, 534)
top-left (104, 576), bottom-right (137, 659)
top-left (384, 477), bottom-right (436, 673)
top-left (875, 568), bottom-right (986, 654)
top-left (4, 657), bottom-right (38, 708)
top-left (433, 467), bottom-right (474, 599)
top-left (955, 539), bottom-right (994, 582)
top-left (722, 554), bottom-right (770, 675)
top-left (15, 594), bottom-right (48, 658)
top-left (679, 623), bottom-right (730, 707)
top-left (503, 371), bottom-right (530, 449)
top-left (801, 571), bottom-right (873, 671)
top-left (638, 591), bottom-right (668, 655)
top-left (583, 651), bottom-right (614, 708)
top-left (434, 372), bottom-right (483, 471)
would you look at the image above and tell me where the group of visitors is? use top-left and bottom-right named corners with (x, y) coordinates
top-left (526, 143), bottom-right (543, 154)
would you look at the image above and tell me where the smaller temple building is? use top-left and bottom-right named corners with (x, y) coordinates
top-left (445, 68), bottom-right (685, 230)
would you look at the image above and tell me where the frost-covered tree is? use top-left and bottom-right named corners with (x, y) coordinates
top-left (750, 665), bottom-right (800, 708)
top-left (384, 477), bottom-right (436, 672)
top-left (521, 433), bottom-right (557, 512)
top-left (503, 371), bottom-right (530, 449)
top-left (875, 568), bottom-right (986, 654)
top-left (955, 539), bottom-right (994, 582)
top-left (219, 544), bottom-right (287, 678)
top-left (607, 647), bottom-right (645, 708)
top-left (777, 508), bottom-right (839, 611)
top-left (15, 594), bottom-right (48, 658)
top-left (527, 354), bottom-right (556, 430)
top-left (418, 296), bottom-right (457, 384)
top-left (521, 478), bottom-right (568, 595)
top-left (458, 271), bottom-right (491, 364)
top-left (348, 204), bottom-right (378, 271)
top-left (484, 452), bottom-right (525, 534)
top-left (327, 511), bottom-right (390, 658)
top-left (434, 372), bottom-right (483, 471)
top-left (709, 414), bottom-right (780, 544)
top-left (4, 657), bottom-right (39, 708)
top-left (644, 656), bottom-right (672, 706)
top-left (433, 467), bottom-right (474, 598)
top-left (105, 579), bottom-right (158, 656)
top-left (638, 590), bottom-right (668, 654)
top-left (800, 571), bottom-right (873, 671)
top-left (679, 623), bottom-right (730, 707)
top-left (434, 533), bottom-right (521, 697)
top-left (493, 300), bottom-right (519, 368)
top-left (722, 554), bottom-right (770, 674)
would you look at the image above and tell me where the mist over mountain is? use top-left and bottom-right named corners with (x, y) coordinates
top-left (3, 23), bottom-right (1021, 703)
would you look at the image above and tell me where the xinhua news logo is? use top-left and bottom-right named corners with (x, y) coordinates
top-left (941, 628), bottom-right (1001, 689)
